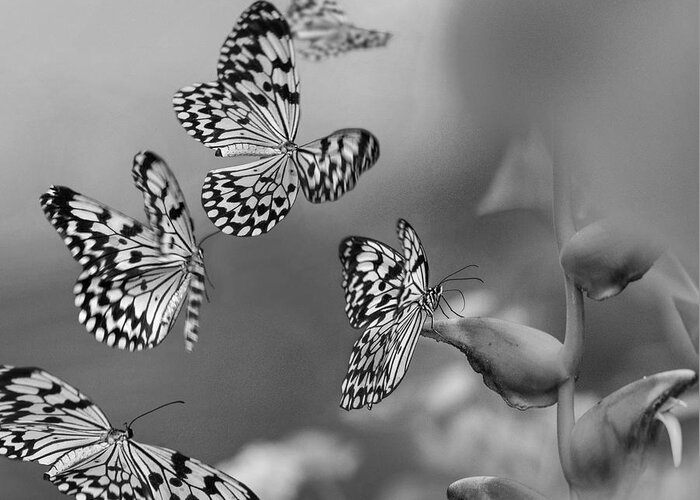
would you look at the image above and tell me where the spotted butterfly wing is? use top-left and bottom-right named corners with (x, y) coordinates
top-left (339, 219), bottom-right (437, 410)
top-left (0, 366), bottom-right (258, 500)
top-left (287, 0), bottom-right (392, 61)
top-left (40, 152), bottom-right (206, 351)
top-left (173, 0), bottom-right (380, 236)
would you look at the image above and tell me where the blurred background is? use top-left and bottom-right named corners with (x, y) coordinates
top-left (0, 0), bottom-right (697, 498)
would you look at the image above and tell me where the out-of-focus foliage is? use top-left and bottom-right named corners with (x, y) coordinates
top-left (217, 430), bottom-right (359, 500)
top-left (569, 370), bottom-right (698, 499)
top-left (560, 217), bottom-right (666, 301)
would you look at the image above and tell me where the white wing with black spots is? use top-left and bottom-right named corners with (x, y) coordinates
top-left (338, 236), bottom-right (404, 329)
top-left (295, 129), bottom-right (380, 203)
top-left (288, 0), bottom-right (391, 61)
top-left (202, 154), bottom-right (299, 236)
top-left (0, 366), bottom-right (259, 500)
top-left (40, 152), bottom-right (207, 351)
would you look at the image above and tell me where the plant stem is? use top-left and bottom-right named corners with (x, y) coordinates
top-left (552, 136), bottom-right (585, 493)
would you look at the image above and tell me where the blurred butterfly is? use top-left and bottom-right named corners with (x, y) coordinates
top-left (338, 219), bottom-right (480, 409)
top-left (173, 0), bottom-right (380, 237)
top-left (287, 0), bottom-right (392, 60)
top-left (0, 366), bottom-right (258, 500)
top-left (40, 151), bottom-right (209, 352)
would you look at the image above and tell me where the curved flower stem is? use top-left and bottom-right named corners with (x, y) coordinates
top-left (552, 136), bottom-right (585, 495)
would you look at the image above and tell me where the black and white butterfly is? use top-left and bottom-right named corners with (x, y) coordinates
top-left (338, 219), bottom-right (478, 410)
top-left (172, 0), bottom-right (380, 237)
top-left (0, 366), bottom-right (258, 500)
top-left (288, 0), bottom-right (392, 61)
top-left (40, 151), bottom-right (208, 352)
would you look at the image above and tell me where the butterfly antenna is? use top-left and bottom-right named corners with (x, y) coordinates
top-left (440, 277), bottom-right (484, 285)
top-left (443, 288), bottom-right (467, 313)
top-left (198, 230), bottom-right (220, 248)
top-left (441, 295), bottom-right (465, 319)
top-left (126, 400), bottom-right (185, 430)
top-left (438, 264), bottom-right (479, 286)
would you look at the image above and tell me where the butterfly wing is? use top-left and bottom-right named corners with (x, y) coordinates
top-left (173, 1), bottom-right (299, 155)
top-left (40, 186), bottom-right (166, 281)
top-left (41, 186), bottom-right (193, 350)
top-left (288, 0), bottom-right (390, 60)
top-left (294, 129), bottom-right (379, 203)
top-left (397, 218), bottom-right (430, 299)
top-left (124, 442), bottom-right (259, 500)
top-left (45, 444), bottom-right (151, 500)
top-left (339, 235), bottom-right (404, 329)
top-left (340, 302), bottom-right (426, 410)
top-left (202, 155), bottom-right (299, 236)
top-left (295, 26), bottom-right (391, 61)
top-left (288, 0), bottom-right (349, 27)
top-left (132, 151), bottom-right (197, 257)
top-left (0, 366), bottom-right (111, 466)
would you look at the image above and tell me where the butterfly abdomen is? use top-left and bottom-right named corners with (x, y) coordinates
top-left (184, 259), bottom-right (206, 352)
top-left (214, 144), bottom-right (282, 158)
top-left (45, 441), bottom-right (111, 478)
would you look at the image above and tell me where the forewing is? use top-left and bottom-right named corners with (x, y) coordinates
top-left (201, 155), bottom-right (298, 236)
top-left (75, 265), bottom-right (190, 351)
top-left (173, 81), bottom-right (288, 155)
top-left (217, 1), bottom-right (299, 142)
top-left (40, 186), bottom-right (166, 281)
top-left (295, 129), bottom-right (379, 203)
top-left (46, 445), bottom-right (150, 500)
top-left (0, 366), bottom-right (111, 466)
top-left (397, 218), bottom-right (429, 299)
top-left (339, 236), bottom-right (404, 329)
top-left (132, 151), bottom-right (197, 257)
top-left (296, 26), bottom-right (391, 61)
top-left (126, 441), bottom-right (259, 500)
top-left (340, 303), bottom-right (426, 410)
top-left (288, 0), bottom-right (349, 27)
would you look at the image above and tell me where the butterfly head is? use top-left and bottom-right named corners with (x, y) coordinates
top-left (423, 285), bottom-right (443, 312)
top-left (279, 140), bottom-right (298, 155)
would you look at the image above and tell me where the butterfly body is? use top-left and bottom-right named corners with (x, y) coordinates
top-left (174, 1), bottom-right (379, 236)
top-left (41, 152), bottom-right (207, 351)
top-left (0, 366), bottom-right (258, 500)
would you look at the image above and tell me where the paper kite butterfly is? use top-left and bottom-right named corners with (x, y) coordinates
top-left (338, 219), bottom-right (479, 410)
top-left (40, 151), bottom-right (207, 352)
top-left (172, 0), bottom-right (380, 237)
top-left (0, 366), bottom-right (258, 500)
top-left (287, 0), bottom-right (392, 60)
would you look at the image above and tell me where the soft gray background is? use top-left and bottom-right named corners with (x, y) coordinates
top-left (0, 1), bottom-right (697, 498)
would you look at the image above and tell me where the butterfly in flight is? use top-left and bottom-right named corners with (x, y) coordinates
top-left (287, 0), bottom-right (392, 61)
top-left (338, 219), bottom-right (480, 410)
top-left (173, 1), bottom-right (380, 237)
top-left (0, 366), bottom-right (258, 500)
top-left (40, 151), bottom-right (209, 352)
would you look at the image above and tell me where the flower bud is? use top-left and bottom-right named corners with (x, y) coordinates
top-left (560, 216), bottom-right (666, 300)
top-left (569, 369), bottom-right (698, 498)
top-left (447, 476), bottom-right (548, 500)
top-left (423, 318), bottom-right (568, 410)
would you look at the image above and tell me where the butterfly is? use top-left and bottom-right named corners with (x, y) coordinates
top-left (0, 365), bottom-right (258, 500)
top-left (287, 0), bottom-right (392, 61)
top-left (172, 0), bottom-right (380, 237)
top-left (338, 219), bottom-right (479, 409)
top-left (40, 151), bottom-right (208, 352)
